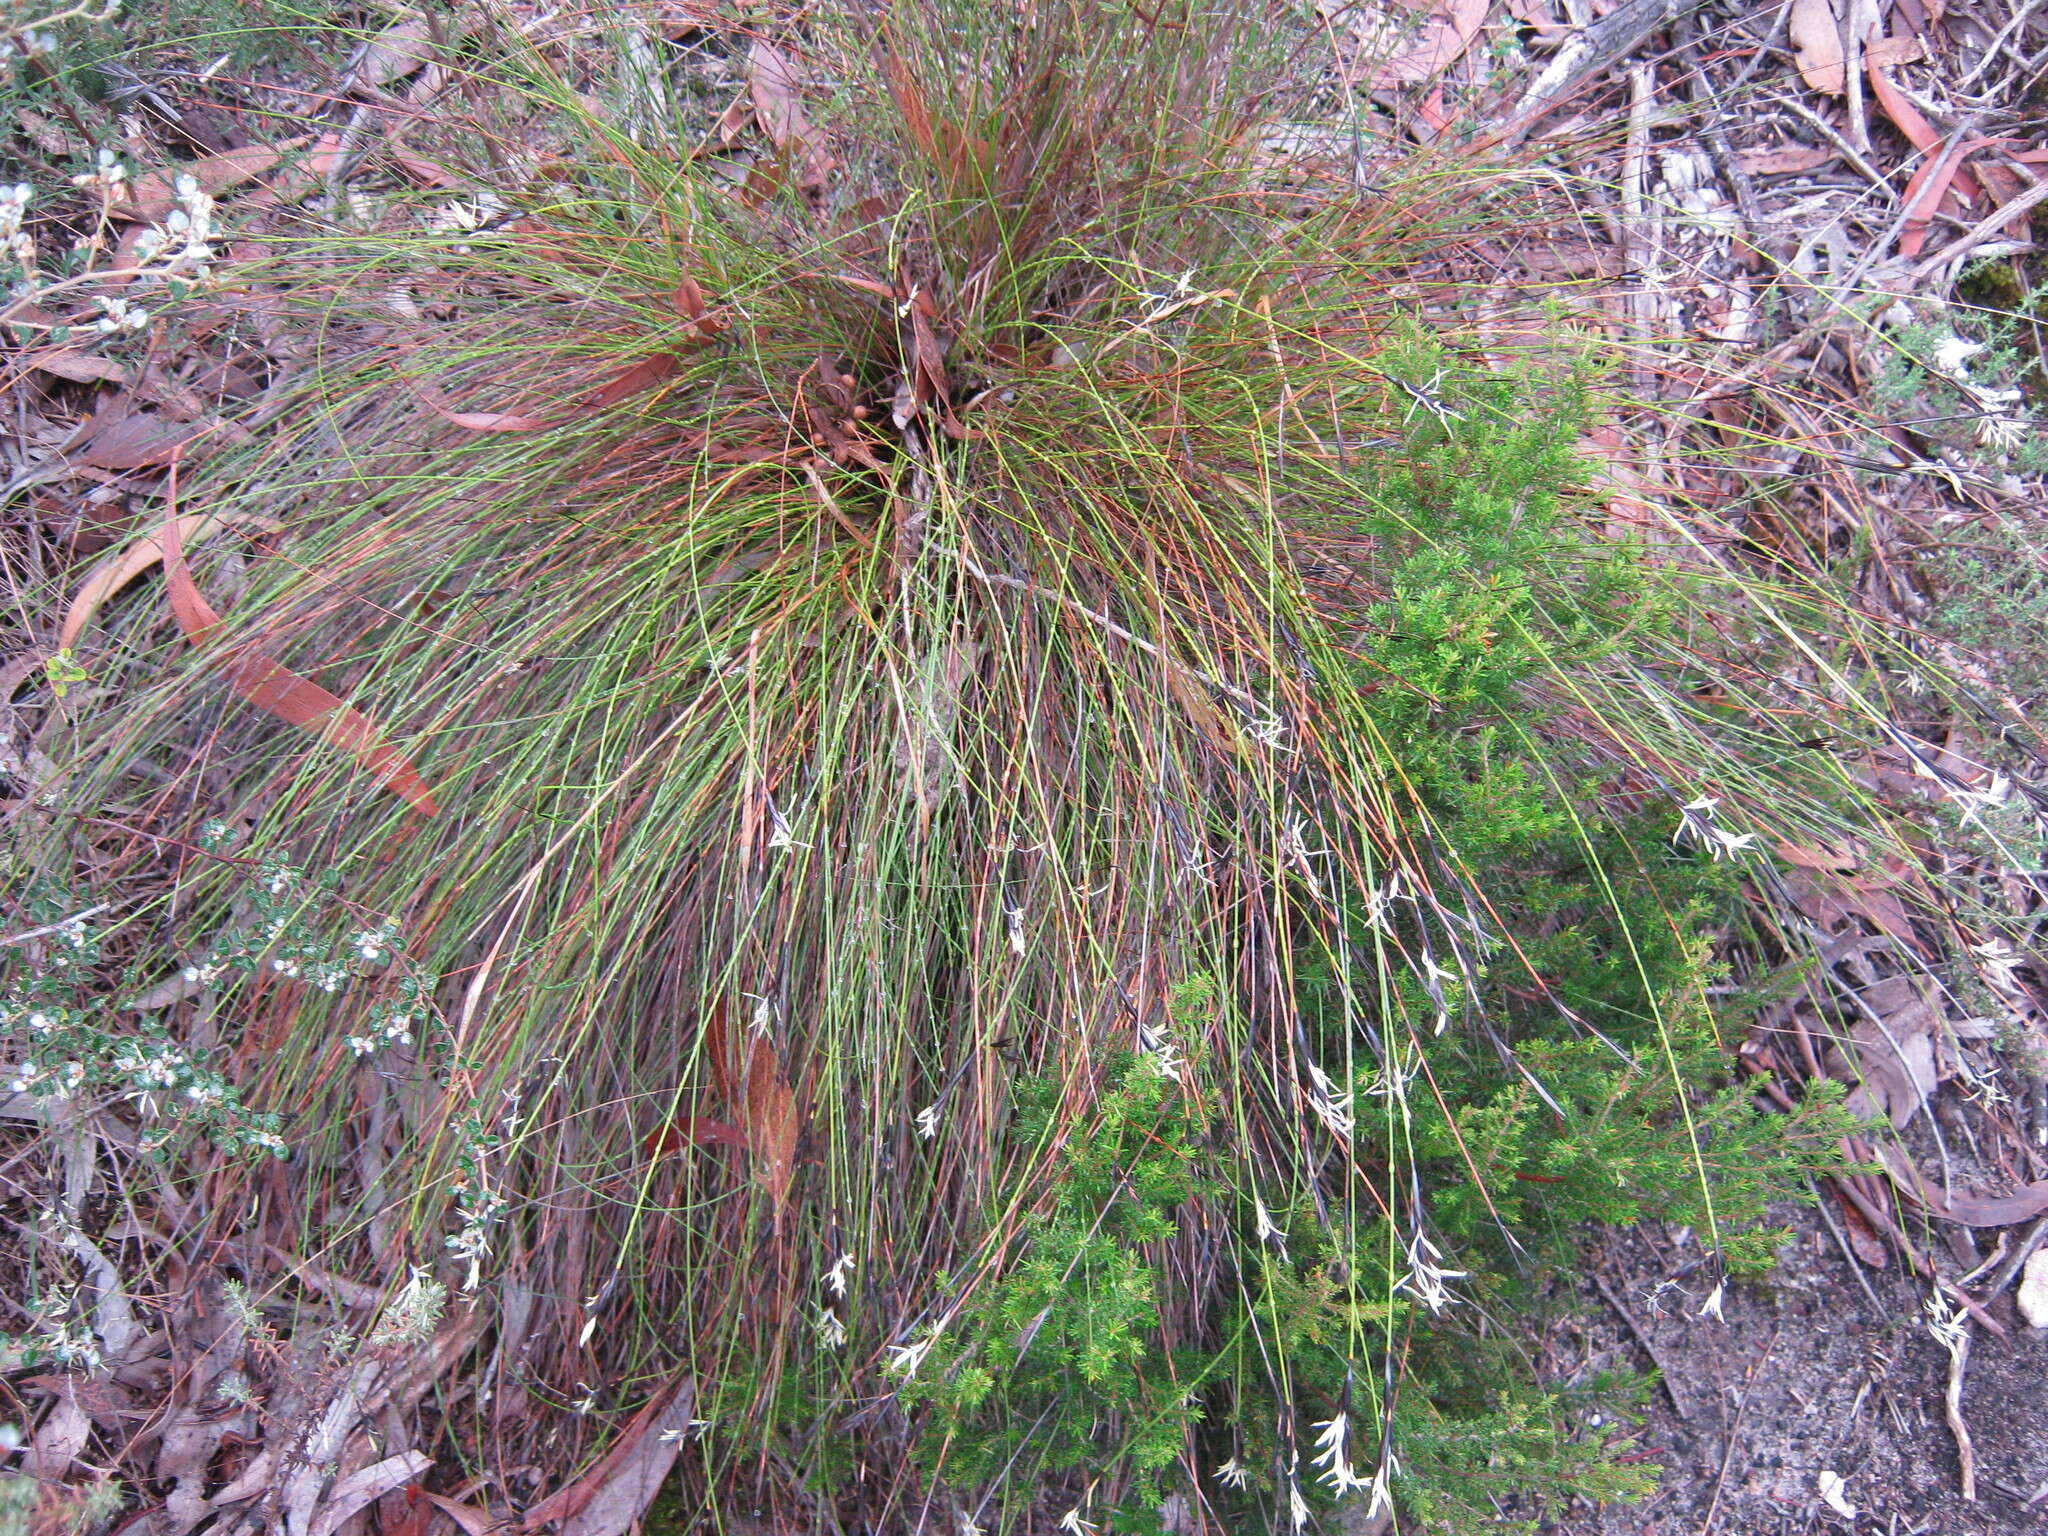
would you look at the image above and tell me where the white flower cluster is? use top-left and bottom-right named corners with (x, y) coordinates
top-left (132, 174), bottom-right (216, 275)
top-left (1304, 1060), bottom-right (1353, 1140)
top-left (1137, 1016), bottom-right (1184, 1077)
top-left (346, 1004), bottom-right (416, 1058)
top-left (884, 1324), bottom-right (943, 1378)
top-left (91, 293), bottom-right (148, 334)
top-left (0, 184), bottom-right (32, 272)
top-left (446, 1179), bottom-right (508, 1292)
top-left (24, 1285), bottom-right (102, 1372)
top-left (1671, 794), bottom-right (1757, 861)
top-left (1393, 1230), bottom-right (1467, 1315)
top-left (71, 146), bottom-right (127, 197)
top-left (368, 1265), bottom-right (449, 1349)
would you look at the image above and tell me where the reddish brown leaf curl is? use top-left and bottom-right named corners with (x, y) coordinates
top-left (407, 379), bottom-right (554, 433)
top-left (159, 452), bottom-right (439, 815)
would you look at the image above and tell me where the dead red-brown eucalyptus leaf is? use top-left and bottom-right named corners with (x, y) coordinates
top-left (1897, 147), bottom-right (1971, 258)
top-left (669, 275), bottom-right (726, 339)
top-left (1829, 1183), bottom-right (1891, 1267)
top-left (1790, 0), bottom-right (1848, 94)
top-left (407, 379), bottom-right (553, 433)
top-left (110, 139), bottom-right (309, 222)
top-left (158, 466), bottom-right (439, 815)
top-left (744, 1034), bottom-right (798, 1217)
top-left (1737, 144), bottom-right (1838, 176)
top-left (1877, 1143), bottom-right (2048, 1228)
top-left (344, 13), bottom-right (434, 91)
top-left (588, 355), bottom-right (679, 409)
top-left (26, 347), bottom-right (129, 385)
top-left (1833, 976), bottom-right (1941, 1128)
top-left (747, 40), bottom-right (833, 195)
top-left (1345, 0), bottom-right (1488, 88)
top-left (74, 405), bottom-right (207, 471)
top-left (640, 1116), bottom-right (748, 1160)
top-left (1867, 58), bottom-right (1984, 201)
top-left (521, 1378), bottom-right (695, 1536)
top-left (418, 1494), bottom-right (501, 1536)
top-left (61, 512), bottom-right (279, 651)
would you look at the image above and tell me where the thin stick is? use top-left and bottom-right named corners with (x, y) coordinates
top-left (0, 904), bottom-right (113, 948)
top-left (1944, 1327), bottom-right (1977, 1501)
top-left (1701, 1322), bottom-right (1781, 1534)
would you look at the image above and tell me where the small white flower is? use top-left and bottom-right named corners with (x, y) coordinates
top-left (814, 1306), bottom-right (847, 1348)
top-left (1310, 1412), bottom-right (1370, 1494)
top-left (1971, 936), bottom-right (2022, 993)
top-left (1253, 1195), bottom-right (1286, 1252)
top-left (1947, 773), bottom-right (2011, 820)
top-left (1361, 1454), bottom-right (1399, 1520)
top-left (1286, 1478), bottom-right (1309, 1532)
top-left (1705, 827), bottom-right (1758, 861)
top-left (915, 1102), bottom-right (941, 1141)
top-left (1698, 1281), bottom-right (1726, 1321)
top-left (765, 819), bottom-right (810, 852)
top-left (824, 1252), bottom-right (856, 1297)
top-left (885, 1332), bottom-right (938, 1377)
top-left (1673, 793), bottom-right (1720, 849)
top-left (1057, 1509), bottom-right (1095, 1536)
top-left (1214, 1457), bottom-right (1251, 1489)
top-left (1977, 411), bottom-right (2030, 452)
top-left (1394, 1231), bottom-right (1467, 1315)
top-left (1923, 1288), bottom-right (1967, 1357)
top-left (1304, 1062), bottom-right (1353, 1140)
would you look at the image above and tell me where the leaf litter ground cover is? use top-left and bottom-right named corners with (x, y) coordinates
top-left (2, 2), bottom-right (2047, 1535)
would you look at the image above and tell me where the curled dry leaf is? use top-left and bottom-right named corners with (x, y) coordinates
top-left (74, 408), bottom-right (209, 471)
top-left (158, 460), bottom-right (439, 815)
top-left (60, 512), bottom-right (279, 652)
top-left (1832, 974), bottom-right (1942, 1128)
top-left (1876, 1142), bottom-right (2048, 1228)
top-left (407, 379), bottom-right (553, 433)
top-left (308, 1452), bottom-right (433, 1536)
top-left (344, 12), bottom-right (436, 91)
top-left (748, 39), bottom-right (834, 194)
top-left (744, 1034), bottom-right (799, 1218)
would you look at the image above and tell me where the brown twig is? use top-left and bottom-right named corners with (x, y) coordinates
top-left (1943, 1326), bottom-right (1977, 1501)
top-left (1701, 1322), bottom-right (1781, 1534)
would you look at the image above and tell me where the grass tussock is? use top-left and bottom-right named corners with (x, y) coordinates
top-left (8, 4), bottom-right (1974, 1532)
